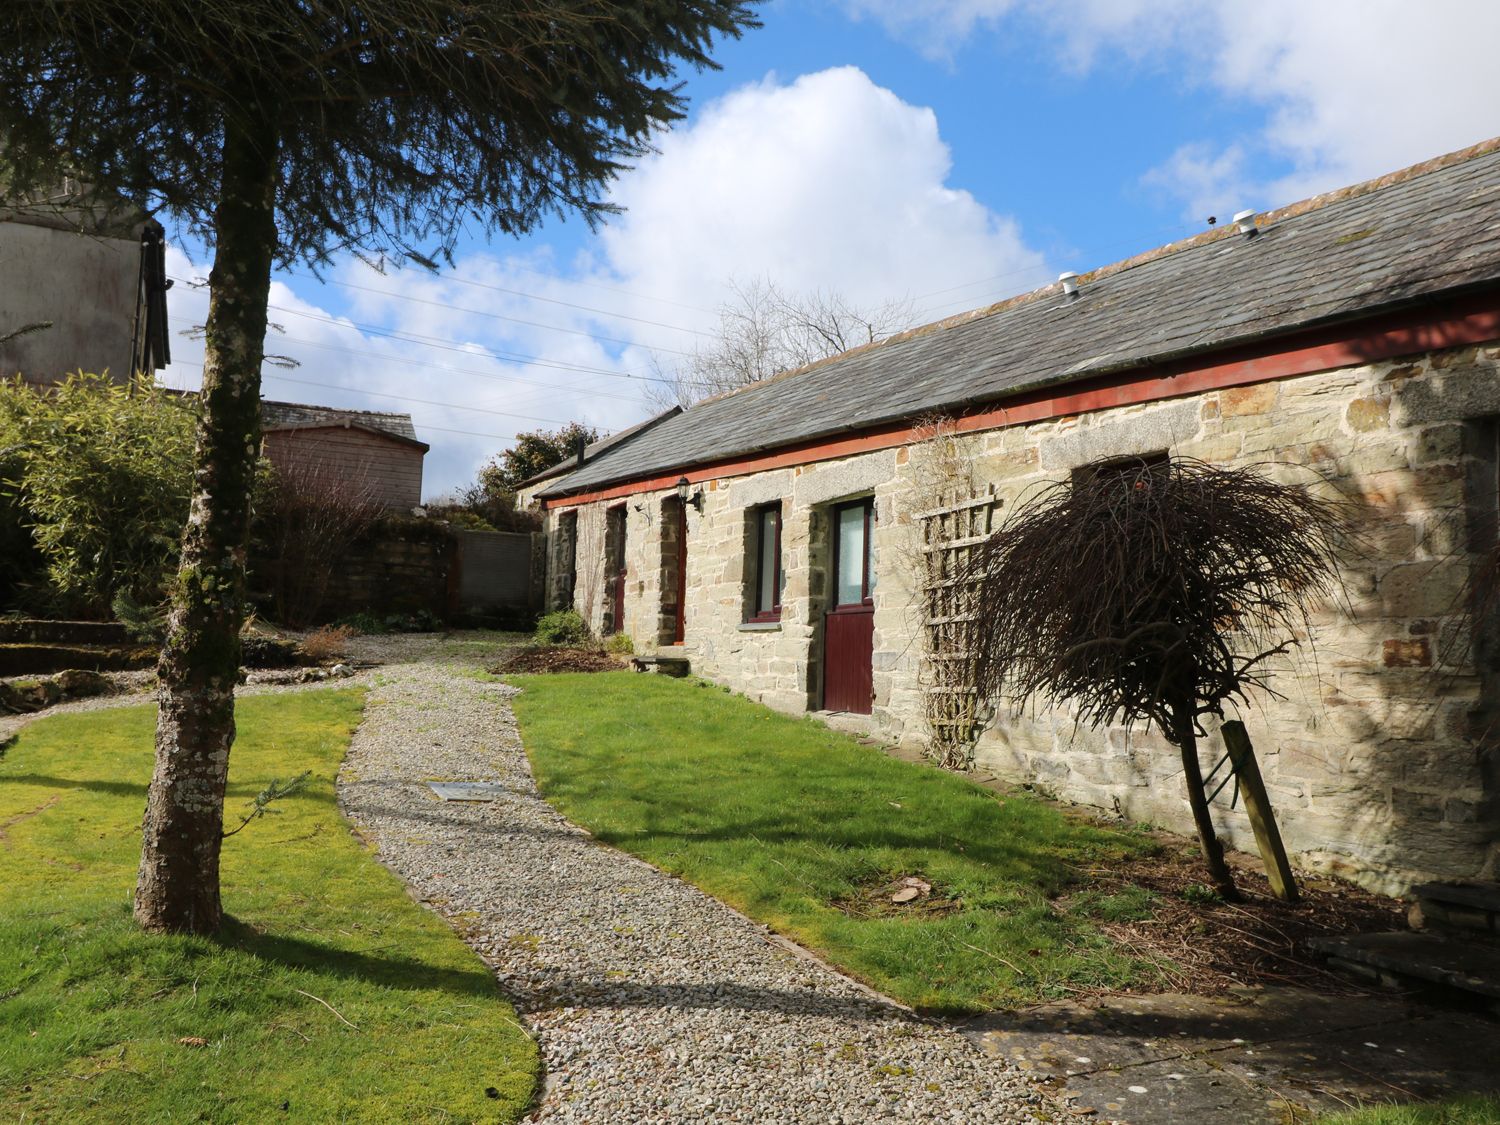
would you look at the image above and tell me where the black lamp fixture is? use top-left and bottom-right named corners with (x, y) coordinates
top-left (675, 476), bottom-right (704, 513)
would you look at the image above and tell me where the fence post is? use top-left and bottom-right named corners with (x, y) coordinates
top-left (1221, 720), bottom-right (1299, 902)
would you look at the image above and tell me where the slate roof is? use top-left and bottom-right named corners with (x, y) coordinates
top-left (542, 137), bottom-right (1500, 499)
top-left (520, 405), bottom-right (683, 487)
top-left (261, 398), bottom-right (426, 448)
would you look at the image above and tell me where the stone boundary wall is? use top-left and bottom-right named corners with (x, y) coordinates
top-left (544, 343), bottom-right (1500, 894)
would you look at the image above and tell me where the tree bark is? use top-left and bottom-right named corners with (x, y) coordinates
top-left (1173, 705), bottom-right (1241, 902)
top-left (135, 110), bottom-right (278, 934)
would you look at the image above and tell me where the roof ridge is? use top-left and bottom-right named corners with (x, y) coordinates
top-left (693, 134), bottom-right (1500, 402)
top-left (260, 397), bottom-right (412, 420)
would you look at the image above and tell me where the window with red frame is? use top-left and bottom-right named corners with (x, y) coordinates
top-left (750, 503), bottom-right (783, 621)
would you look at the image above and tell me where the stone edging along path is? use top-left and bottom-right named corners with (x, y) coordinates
top-left (336, 661), bottom-right (1055, 1124)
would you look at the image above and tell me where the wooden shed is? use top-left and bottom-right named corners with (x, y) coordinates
top-left (259, 399), bottom-right (428, 511)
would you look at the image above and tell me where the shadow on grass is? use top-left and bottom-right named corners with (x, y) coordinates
top-left (1, 772), bottom-right (146, 797)
top-left (217, 917), bottom-right (499, 1000)
top-left (220, 918), bottom-right (911, 1024)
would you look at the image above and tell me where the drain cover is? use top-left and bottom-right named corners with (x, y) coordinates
top-left (427, 781), bottom-right (507, 802)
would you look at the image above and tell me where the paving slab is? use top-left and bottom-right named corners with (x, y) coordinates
top-left (427, 780), bottom-right (509, 802)
top-left (963, 986), bottom-right (1500, 1123)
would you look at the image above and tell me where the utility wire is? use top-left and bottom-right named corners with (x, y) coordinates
top-left (169, 273), bottom-right (696, 357)
top-left (167, 358), bottom-right (577, 426)
top-left (157, 369), bottom-right (528, 443)
top-left (170, 274), bottom-right (681, 384)
top-left (296, 268), bottom-right (711, 337)
top-left (270, 334), bottom-right (646, 403)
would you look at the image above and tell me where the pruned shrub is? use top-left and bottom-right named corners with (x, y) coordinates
top-left (300, 624), bottom-right (355, 663)
top-left (605, 632), bottom-right (634, 655)
top-left (534, 610), bottom-right (588, 646)
top-left (254, 457), bottom-right (381, 628)
top-left (966, 456), bottom-right (1353, 897)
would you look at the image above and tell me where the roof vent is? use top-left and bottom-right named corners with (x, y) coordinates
top-left (1058, 271), bottom-right (1081, 297)
top-left (1233, 209), bottom-right (1258, 236)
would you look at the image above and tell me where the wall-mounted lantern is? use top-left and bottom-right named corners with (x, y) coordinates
top-left (676, 476), bottom-right (704, 513)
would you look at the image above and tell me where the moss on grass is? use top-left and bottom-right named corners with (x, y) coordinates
top-left (0, 690), bottom-right (538, 1122)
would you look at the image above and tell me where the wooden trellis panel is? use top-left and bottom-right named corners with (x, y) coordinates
top-left (918, 485), bottom-right (1000, 768)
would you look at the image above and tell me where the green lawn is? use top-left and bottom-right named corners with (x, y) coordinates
top-left (0, 690), bottom-right (538, 1123)
top-left (1317, 1097), bottom-right (1500, 1124)
top-left (510, 671), bottom-right (1160, 1013)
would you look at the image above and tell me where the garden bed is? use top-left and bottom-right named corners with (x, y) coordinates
top-left (491, 645), bottom-right (624, 674)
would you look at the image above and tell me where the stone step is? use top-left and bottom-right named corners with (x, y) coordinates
top-left (1310, 931), bottom-right (1500, 1004)
top-left (630, 654), bottom-right (690, 677)
top-left (1410, 881), bottom-right (1500, 941)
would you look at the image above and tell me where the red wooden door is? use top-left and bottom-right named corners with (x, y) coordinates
top-left (823, 499), bottom-right (875, 713)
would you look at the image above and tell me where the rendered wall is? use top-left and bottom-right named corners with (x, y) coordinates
top-left (0, 220), bottom-right (143, 384)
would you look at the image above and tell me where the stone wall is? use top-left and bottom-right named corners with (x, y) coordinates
top-left (252, 523), bottom-right (453, 624)
top-left (544, 343), bottom-right (1500, 894)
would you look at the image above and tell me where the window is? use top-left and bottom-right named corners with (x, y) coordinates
top-left (832, 498), bottom-right (875, 607)
top-left (1071, 451), bottom-right (1169, 491)
top-left (749, 503), bottom-right (783, 621)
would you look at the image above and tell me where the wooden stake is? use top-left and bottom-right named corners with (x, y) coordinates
top-left (1221, 720), bottom-right (1300, 903)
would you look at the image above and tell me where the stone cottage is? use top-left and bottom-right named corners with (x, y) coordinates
top-left (534, 138), bottom-right (1500, 896)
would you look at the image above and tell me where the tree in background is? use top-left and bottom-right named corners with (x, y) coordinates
top-left (0, 374), bottom-right (196, 614)
top-left (483, 422), bottom-right (602, 492)
top-left (650, 278), bottom-right (915, 407)
top-left (966, 458), bottom-right (1352, 899)
top-left (0, 0), bottom-right (757, 934)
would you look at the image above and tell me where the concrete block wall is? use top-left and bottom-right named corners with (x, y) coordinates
top-left (543, 343), bottom-right (1500, 894)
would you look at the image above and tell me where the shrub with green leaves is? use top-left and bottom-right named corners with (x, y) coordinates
top-left (1, 374), bottom-right (196, 613)
top-left (0, 399), bottom-right (45, 607)
top-left (534, 609), bottom-right (588, 646)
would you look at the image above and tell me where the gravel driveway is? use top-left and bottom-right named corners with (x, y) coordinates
top-left (338, 658), bottom-right (1052, 1123)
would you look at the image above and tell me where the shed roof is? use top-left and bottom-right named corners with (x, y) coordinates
top-left (261, 398), bottom-right (427, 449)
top-left (542, 137), bottom-right (1500, 499)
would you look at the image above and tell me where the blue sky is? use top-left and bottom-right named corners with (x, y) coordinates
top-left (160, 0), bottom-right (1500, 498)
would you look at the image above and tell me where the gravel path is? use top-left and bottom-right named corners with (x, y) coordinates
top-left (338, 660), bottom-right (1053, 1124)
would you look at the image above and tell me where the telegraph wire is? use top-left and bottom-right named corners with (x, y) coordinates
top-left (295, 269), bottom-right (712, 337)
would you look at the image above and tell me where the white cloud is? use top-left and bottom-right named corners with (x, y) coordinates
top-left (164, 66), bottom-right (1050, 496)
top-left (844, 0), bottom-right (1500, 214)
top-left (596, 67), bottom-right (1046, 316)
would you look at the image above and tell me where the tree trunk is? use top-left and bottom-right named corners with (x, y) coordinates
top-left (135, 111), bottom-right (279, 934)
top-left (1173, 706), bottom-right (1240, 902)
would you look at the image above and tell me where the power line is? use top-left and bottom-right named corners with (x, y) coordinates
top-left (170, 274), bottom-right (681, 384)
top-left (474, 257), bottom-right (716, 315)
top-left (168, 272), bottom-right (696, 357)
top-left (270, 334), bottom-right (647, 404)
top-left (168, 358), bottom-right (578, 426)
top-left (261, 304), bottom-right (676, 384)
top-left (297, 268), bottom-right (712, 338)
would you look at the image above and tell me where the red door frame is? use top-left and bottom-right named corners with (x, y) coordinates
top-left (823, 498), bottom-right (875, 713)
top-left (606, 504), bottom-right (627, 635)
top-left (672, 497), bottom-right (688, 644)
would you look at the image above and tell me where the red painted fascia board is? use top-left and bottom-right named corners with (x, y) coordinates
top-left (543, 293), bottom-right (1500, 511)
